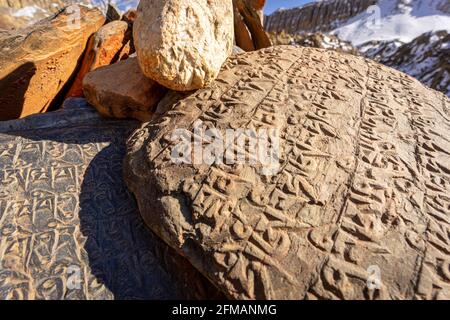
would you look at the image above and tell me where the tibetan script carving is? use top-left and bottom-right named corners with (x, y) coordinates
top-left (0, 99), bottom-right (217, 300)
top-left (125, 46), bottom-right (450, 300)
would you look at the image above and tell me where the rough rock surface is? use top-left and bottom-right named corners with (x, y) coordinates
top-left (133, 0), bottom-right (234, 91)
top-left (0, 98), bottom-right (219, 300)
top-left (83, 57), bottom-right (167, 122)
top-left (125, 46), bottom-right (450, 300)
top-left (0, 6), bottom-right (105, 121)
top-left (67, 20), bottom-right (132, 98)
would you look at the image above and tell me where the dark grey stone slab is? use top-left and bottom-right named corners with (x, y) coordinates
top-left (0, 99), bottom-right (217, 299)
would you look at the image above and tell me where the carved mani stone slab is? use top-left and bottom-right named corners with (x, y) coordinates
top-left (0, 99), bottom-right (217, 300)
top-left (124, 46), bottom-right (450, 300)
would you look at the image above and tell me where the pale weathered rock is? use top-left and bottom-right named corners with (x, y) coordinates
top-left (0, 6), bottom-right (105, 121)
top-left (133, 0), bottom-right (234, 91)
top-left (125, 46), bottom-right (450, 300)
top-left (83, 57), bottom-right (167, 122)
top-left (67, 20), bottom-right (131, 98)
top-left (0, 98), bottom-right (220, 300)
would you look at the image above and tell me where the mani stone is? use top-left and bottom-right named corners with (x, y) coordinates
top-left (0, 6), bottom-right (105, 121)
top-left (67, 20), bottom-right (132, 98)
top-left (83, 57), bottom-right (167, 122)
top-left (133, 0), bottom-right (234, 91)
top-left (0, 98), bottom-right (218, 300)
top-left (124, 46), bottom-right (450, 300)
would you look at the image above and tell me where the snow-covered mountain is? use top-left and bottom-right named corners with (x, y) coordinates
top-left (362, 30), bottom-right (450, 96)
top-left (331, 0), bottom-right (450, 45)
top-left (266, 0), bottom-right (450, 45)
top-left (0, 0), bottom-right (138, 30)
top-left (269, 31), bottom-right (359, 55)
top-left (266, 0), bottom-right (450, 96)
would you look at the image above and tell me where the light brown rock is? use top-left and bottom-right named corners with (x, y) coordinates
top-left (0, 6), bottom-right (104, 120)
top-left (133, 0), bottom-right (234, 91)
top-left (83, 57), bottom-right (167, 122)
top-left (124, 46), bottom-right (450, 300)
top-left (67, 20), bottom-right (131, 98)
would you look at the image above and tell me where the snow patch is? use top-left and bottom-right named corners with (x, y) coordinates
top-left (12, 6), bottom-right (41, 18)
top-left (331, 0), bottom-right (450, 45)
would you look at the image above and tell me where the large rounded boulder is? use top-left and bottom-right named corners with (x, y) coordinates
top-left (133, 0), bottom-right (234, 91)
top-left (124, 46), bottom-right (450, 300)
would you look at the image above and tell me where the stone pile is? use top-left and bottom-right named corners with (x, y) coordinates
top-left (0, 0), bottom-right (269, 122)
top-left (83, 57), bottom-right (167, 122)
top-left (1, 0), bottom-right (450, 301)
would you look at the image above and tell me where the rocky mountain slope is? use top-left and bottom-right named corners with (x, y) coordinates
top-left (362, 30), bottom-right (450, 96)
top-left (266, 0), bottom-right (450, 45)
top-left (268, 31), bottom-right (359, 55)
top-left (265, 0), bottom-right (450, 96)
top-left (265, 0), bottom-right (377, 34)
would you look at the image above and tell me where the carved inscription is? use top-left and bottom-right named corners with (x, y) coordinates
top-left (125, 46), bottom-right (450, 300)
top-left (0, 103), bottom-right (216, 300)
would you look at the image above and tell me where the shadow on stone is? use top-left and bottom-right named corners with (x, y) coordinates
top-left (0, 62), bottom-right (36, 121)
top-left (0, 100), bottom-right (221, 299)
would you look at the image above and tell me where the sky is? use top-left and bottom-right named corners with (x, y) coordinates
top-left (107, 0), bottom-right (316, 15)
top-left (265, 0), bottom-right (315, 15)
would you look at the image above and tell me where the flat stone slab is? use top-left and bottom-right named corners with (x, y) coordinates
top-left (125, 46), bottom-right (450, 300)
top-left (0, 99), bottom-right (215, 299)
